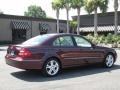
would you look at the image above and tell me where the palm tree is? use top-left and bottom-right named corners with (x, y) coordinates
top-left (114, 0), bottom-right (119, 35)
top-left (84, 0), bottom-right (108, 36)
top-left (70, 0), bottom-right (84, 35)
top-left (69, 20), bottom-right (77, 33)
top-left (61, 0), bottom-right (71, 33)
top-left (52, 0), bottom-right (63, 33)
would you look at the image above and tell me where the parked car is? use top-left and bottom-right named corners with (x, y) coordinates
top-left (5, 34), bottom-right (117, 76)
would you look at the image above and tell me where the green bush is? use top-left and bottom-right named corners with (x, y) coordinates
top-left (86, 33), bottom-right (120, 48)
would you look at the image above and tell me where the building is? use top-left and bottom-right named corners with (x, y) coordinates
top-left (72, 11), bottom-right (120, 35)
top-left (0, 14), bottom-right (67, 43)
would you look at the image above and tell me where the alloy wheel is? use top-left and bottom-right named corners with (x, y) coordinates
top-left (43, 59), bottom-right (60, 76)
top-left (105, 54), bottom-right (114, 68)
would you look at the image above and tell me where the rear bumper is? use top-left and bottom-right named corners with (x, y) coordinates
top-left (5, 57), bottom-right (43, 70)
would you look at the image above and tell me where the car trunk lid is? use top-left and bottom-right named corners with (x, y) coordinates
top-left (7, 44), bottom-right (31, 58)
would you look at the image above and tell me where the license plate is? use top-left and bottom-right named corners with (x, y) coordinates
top-left (10, 51), bottom-right (15, 56)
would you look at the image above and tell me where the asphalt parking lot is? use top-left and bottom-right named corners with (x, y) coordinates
top-left (0, 46), bottom-right (120, 90)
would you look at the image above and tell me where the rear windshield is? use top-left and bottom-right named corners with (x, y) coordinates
top-left (22, 35), bottom-right (52, 46)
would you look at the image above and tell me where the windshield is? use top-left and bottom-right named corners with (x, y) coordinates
top-left (22, 35), bottom-right (52, 46)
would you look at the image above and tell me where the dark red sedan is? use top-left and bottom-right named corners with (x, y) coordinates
top-left (5, 34), bottom-right (117, 76)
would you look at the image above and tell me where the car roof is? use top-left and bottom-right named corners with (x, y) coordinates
top-left (40, 33), bottom-right (81, 37)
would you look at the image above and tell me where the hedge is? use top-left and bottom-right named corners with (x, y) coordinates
top-left (86, 33), bottom-right (120, 48)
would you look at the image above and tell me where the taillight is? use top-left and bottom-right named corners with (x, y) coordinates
top-left (18, 48), bottom-right (31, 58)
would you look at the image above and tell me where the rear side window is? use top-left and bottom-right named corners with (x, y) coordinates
top-left (53, 36), bottom-right (74, 47)
top-left (22, 35), bottom-right (50, 46)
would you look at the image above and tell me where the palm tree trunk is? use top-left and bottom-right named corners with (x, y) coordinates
top-left (77, 8), bottom-right (80, 35)
top-left (114, 9), bottom-right (118, 35)
top-left (114, 0), bottom-right (118, 35)
top-left (56, 9), bottom-right (59, 33)
top-left (94, 8), bottom-right (98, 36)
top-left (66, 6), bottom-right (69, 33)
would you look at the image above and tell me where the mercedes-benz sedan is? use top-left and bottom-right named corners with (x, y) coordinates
top-left (5, 34), bottom-right (117, 76)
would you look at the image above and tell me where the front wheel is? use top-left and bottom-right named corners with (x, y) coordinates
top-left (104, 54), bottom-right (115, 68)
top-left (42, 58), bottom-right (60, 77)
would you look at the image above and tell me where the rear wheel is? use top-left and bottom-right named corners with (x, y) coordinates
top-left (104, 54), bottom-right (115, 68)
top-left (42, 58), bottom-right (60, 77)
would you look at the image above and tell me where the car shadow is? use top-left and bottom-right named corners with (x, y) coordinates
top-left (11, 64), bottom-right (120, 82)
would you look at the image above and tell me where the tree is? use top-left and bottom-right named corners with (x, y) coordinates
top-left (24, 5), bottom-right (46, 18)
top-left (52, 0), bottom-right (63, 33)
top-left (71, 0), bottom-right (84, 35)
top-left (69, 20), bottom-right (77, 33)
top-left (61, 0), bottom-right (71, 33)
top-left (84, 0), bottom-right (108, 36)
top-left (114, 0), bottom-right (119, 35)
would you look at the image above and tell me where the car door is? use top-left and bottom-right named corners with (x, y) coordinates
top-left (73, 36), bottom-right (104, 64)
top-left (53, 35), bottom-right (85, 67)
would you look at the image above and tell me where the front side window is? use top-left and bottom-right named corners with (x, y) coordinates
top-left (74, 36), bottom-right (92, 47)
top-left (53, 36), bottom-right (74, 47)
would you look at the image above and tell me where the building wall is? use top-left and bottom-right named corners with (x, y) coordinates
top-left (72, 12), bottom-right (120, 35)
top-left (31, 21), bottom-right (57, 37)
top-left (0, 15), bottom-right (67, 43)
top-left (31, 21), bottom-right (66, 36)
top-left (72, 11), bottom-right (120, 27)
top-left (31, 21), bottom-right (39, 37)
top-left (0, 18), bottom-right (12, 42)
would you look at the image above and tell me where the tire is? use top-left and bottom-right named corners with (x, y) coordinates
top-left (104, 54), bottom-right (115, 68)
top-left (42, 58), bottom-right (60, 77)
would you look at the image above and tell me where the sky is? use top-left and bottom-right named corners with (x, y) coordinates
top-left (0, 0), bottom-right (119, 20)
